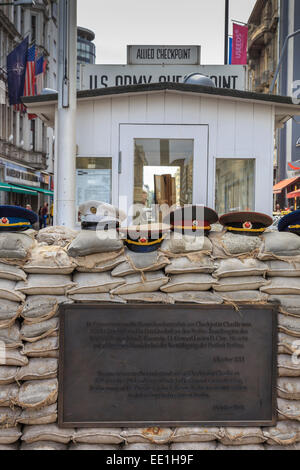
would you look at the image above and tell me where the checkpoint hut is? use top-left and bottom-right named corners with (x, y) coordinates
top-left (23, 82), bottom-right (300, 223)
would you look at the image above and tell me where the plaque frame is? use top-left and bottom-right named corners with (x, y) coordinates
top-left (58, 303), bottom-right (278, 427)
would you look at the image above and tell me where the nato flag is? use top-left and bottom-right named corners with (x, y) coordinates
top-left (6, 37), bottom-right (29, 105)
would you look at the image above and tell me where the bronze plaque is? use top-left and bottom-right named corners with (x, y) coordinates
top-left (58, 304), bottom-right (277, 427)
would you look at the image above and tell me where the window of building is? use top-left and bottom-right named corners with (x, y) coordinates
top-left (76, 157), bottom-right (112, 221)
top-left (133, 138), bottom-right (193, 223)
top-left (31, 15), bottom-right (36, 42)
top-left (215, 158), bottom-right (255, 215)
top-left (30, 119), bottom-right (36, 151)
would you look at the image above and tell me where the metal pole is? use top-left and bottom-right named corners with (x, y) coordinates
top-left (56, 0), bottom-right (77, 228)
top-left (270, 29), bottom-right (300, 94)
top-left (224, 0), bottom-right (229, 65)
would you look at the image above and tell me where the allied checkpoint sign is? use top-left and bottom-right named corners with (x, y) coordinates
top-left (59, 304), bottom-right (277, 427)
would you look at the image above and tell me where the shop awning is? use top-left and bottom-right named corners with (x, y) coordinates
top-left (287, 190), bottom-right (300, 199)
top-left (0, 182), bottom-right (38, 196)
top-left (12, 184), bottom-right (54, 197)
top-left (273, 176), bottom-right (300, 194)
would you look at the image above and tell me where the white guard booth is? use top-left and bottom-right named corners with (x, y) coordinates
top-left (23, 82), bottom-right (300, 224)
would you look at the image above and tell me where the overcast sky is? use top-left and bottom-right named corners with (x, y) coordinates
top-left (77, 0), bottom-right (256, 65)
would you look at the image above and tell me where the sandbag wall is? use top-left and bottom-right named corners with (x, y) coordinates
top-left (1, 226), bottom-right (300, 450)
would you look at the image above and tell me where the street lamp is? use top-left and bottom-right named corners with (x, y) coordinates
top-left (270, 29), bottom-right (300, 94)
top-left (0, 1), bottom-right (35, 5)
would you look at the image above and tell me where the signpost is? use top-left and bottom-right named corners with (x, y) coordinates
top-left (59, 304), bottom-right (277, 427)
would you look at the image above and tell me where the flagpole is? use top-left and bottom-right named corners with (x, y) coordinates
top-left (224, 0), bottom-right (229, 65)
top-left (55, 0), bottom-right (77, 228)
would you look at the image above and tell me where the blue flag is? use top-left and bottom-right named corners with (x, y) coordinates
top-left (6, 37), bottom-right (29, 105)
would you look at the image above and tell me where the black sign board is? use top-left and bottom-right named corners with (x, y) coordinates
top-left (59, 304), bottom-right (277, 427)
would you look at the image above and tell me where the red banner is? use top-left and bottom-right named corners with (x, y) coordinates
top-left (232, 23), bottom-right (248, 65)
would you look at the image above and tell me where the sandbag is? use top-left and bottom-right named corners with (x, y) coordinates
top-left (15, 358), bottom-right (58, 381)
top-left (278, 333), bottom-right (300, 355)
top-left (278, 314), bottom-right (300, 337)
top-left (0, 407), bottom-right (21, 427)
top-left (164, 255), bottom-right (214, 274)
top-left (0, 311), bottom-right (20, 330)
top-left (0, 444), bottom-right (19, 450)
top-left (209, 231), bottom-right (262, 258)
top-left (219, 427), bottom-right (265, 445)
top-left (263, 421), bottom-right (300, 445)
top-left (0, 324), bottom-right (22, 349)
top-left (24, 245), bottom-right (76, 274)
top-left (17, 404), bottom-right (57, 425)
top-left (124, 443), bottom-right (169, 450)
top-left (69, 443), bottom-right (120, 450)
top-left (111, 272), bottom-right (169, 295)
top-left (17, 379), bottom-right (58, 409)
top-left (16, 274), bottom-right (75, 296)
top-left (160, 274), bottom-right (215, 293)
top-left (0, 279), bottom-right (25, 302)
top-left (170, 442), bottom-right (217, 450)
top-left (74, 250), bottom-right (125, 272)
top-left (36, 226), bottom-right (78, 247)
top-left (67, 293), bottom-right (126, 304)
top-left (20, 318), bottom-right (59, 343)
top-left (0, 232), bottom-right (35, 259)
top-left (169, 291), bottom-right (223, 304)
top-left (21, 424), bottom-right (74, 444)
top-left (68, 272), bottom-right (125, 294)
top-left (269, 296), bottom-right (300, 316)
top-left (21, 295), bottom-right (71, 324)
top-left (171, 427), bottom-right (219, 443)
top-left (0, 384), bottom-right (19, 407)
top-left (111, 250), bottom-right (170, 277)
top-left (265, 443), bottom-right (300, 450)
top-left (214, 276), bottom-right (267, 292)
top-left (277, 377), bottom-right (300, 400)
top-left (67, 230), bottom-right (123, 257)
top-left (0, 366), bottom-right (18, 385)
top-left (213, 258), bottom-right (267, 279)
top-left (278, 354), bottom-right (300, 376)
top-left (120, 292), bottom-right (174, 304)
top-left (20, 441), bottom-right (67, 451)
top-left (0, 300), bottom-right (22, 323)
top-left (23, 336), bottom-right (59, 358)
top-left (0, 425), bottom-right (21, 444)
top-left (277, 398), bottom-right (300, 421)
top-left (4, 349), bottom-right (28, 367)
top-left (261, 278), bottom-right (300, 295)
top-left (216, 444), bottom-right (265, 450)
top-left (120, 427), bottom-right (173, 444)
top-left (73, 428), bottom-right (123, 445)
top-left (259, 232), bottom-right (300, 260)
top-left (161, 232), bottom-right (212, 254)
top-left (219, 290), bottom-right (268, 303)
top-left (0, 263), bottom-right (26, 282)
top-left (267, 260), bottom-right (300, 277)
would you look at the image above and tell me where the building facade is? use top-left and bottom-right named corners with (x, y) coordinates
top-left (247, 0), bottom-right (279, 94)
top-left (0, 0), bottom-right (57, 211)
top-left (278, 0), bottom-right (300, 183)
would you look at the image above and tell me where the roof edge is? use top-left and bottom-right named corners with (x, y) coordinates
top-left (22, 81), bottom-right (300, 107)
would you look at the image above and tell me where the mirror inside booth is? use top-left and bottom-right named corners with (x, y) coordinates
top-left (133, 138), bottom-right (194, 223)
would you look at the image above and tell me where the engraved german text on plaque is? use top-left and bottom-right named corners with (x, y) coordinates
top-left (58, 304), bottom-right (277, 427)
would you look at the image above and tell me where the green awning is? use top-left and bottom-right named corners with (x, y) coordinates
top-left (11, 184), bottom-right (53, 197)
top-left (0, 182), bottom-right (38, 196)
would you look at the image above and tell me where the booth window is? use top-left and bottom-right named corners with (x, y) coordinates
top-left (215, 158), bottom-right (255, 215)
top-left (76, 157), bottom-right (112, 221)
top-left (133, 139), bottom-right (193, 222)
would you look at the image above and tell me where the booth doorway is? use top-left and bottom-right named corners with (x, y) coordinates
top-left (119, 124), bottom-right (208, 223)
